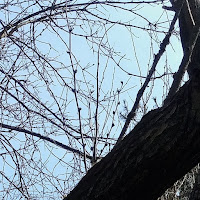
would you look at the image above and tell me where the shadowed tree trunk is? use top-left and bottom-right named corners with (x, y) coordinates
top-left (64, 79), bottom-right (200, 200)
top-left (64, 0), bottom-right (200, 199)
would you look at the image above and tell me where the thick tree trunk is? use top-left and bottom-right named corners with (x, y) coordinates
top-left (64, 78), bottom-right (200, 200)
top-left (64, 1), bottom-right (200, 199)
top-left (175, 0), bottom-right (200, 78)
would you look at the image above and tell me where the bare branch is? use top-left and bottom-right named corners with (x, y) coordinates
top-left (0, 122), bottom-right (92, 160)
top-left (117, 6), bottom-right (180, 143)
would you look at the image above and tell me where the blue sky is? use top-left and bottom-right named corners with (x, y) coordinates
top-left (0, 0), bottom-right (185, 199)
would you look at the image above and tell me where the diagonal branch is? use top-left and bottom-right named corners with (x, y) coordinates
top-left (116, 6), bottom-right (181, 143)
top-left (0, 68), bottom-right (79, 134)
top-left (0, 122), bottom-right (92, 160)
top-left (64, 74), bottom-right (200, 200)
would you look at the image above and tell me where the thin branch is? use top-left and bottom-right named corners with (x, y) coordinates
top-left (0, 85), bottom-right (77, 139)
top-left (0, 66), bottom-right (79, 134)
top-left (0, 0), bottom-right (162, 38)
top-left (66, 4), bottom-right (88, 171)
top-left (85, 9), bottom-right (164, 33)
top-left (0, 122), bottom-right (92, 160)
top-left (0, 171), bottom-right (29, 199)
top-left (185, 0), bottom-right (195, 26)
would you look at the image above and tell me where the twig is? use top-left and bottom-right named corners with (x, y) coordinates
top-left (185, 0), bottom-right (195, 26)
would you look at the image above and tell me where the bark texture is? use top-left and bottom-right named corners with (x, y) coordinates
top-left (64, 78), bottom-right (200, 200)
top-left (64, 0), bottom-right (200, 199)
top-left (189, 169), bottom-right (200, 200)
top-left (172, 0), bottom-right (200, 77)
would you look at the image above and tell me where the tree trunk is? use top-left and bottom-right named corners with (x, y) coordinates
top-left (189, 169), bottom-right (200, 200)
top-left (64, 78), bottom-right (200, 200)
top-left (64, 0), bottom-right (200, 199)
top-left (176, 0), bottom-right (200, 78)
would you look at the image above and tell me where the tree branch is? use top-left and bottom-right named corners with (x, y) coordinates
top-left (0, 0), bottom-right (162, 38)
top-left (64, 73), bottom-right (200, 200)
top-left (0, 122), bottom-right (92, 160)
top-left (117, 7), bottom-right (181, 143)
top-left (165, 26), bottom-right (200, 104)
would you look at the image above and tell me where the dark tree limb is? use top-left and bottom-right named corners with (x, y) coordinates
top-left (165, 0), bottom-right (200, 103)
top-left (64, 76), bottom-right (200, 200)
top-left (0, 122), bottom-right (92, 160)
top-left (117, 5), bottom-right (181, 143)
top-left (164, 25), bottom-right (200, 104)
top-left (64, 0), bottom-right (200, 199)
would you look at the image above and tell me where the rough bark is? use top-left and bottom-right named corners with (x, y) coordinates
top-left (64, 77), bottom-right (200, 200)
top-left (189, 169), bottom-right (200, 200)
top-left (64, 0), bottom-right (200, 199)
top-left (172, 0), bottom-right (200, 77)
